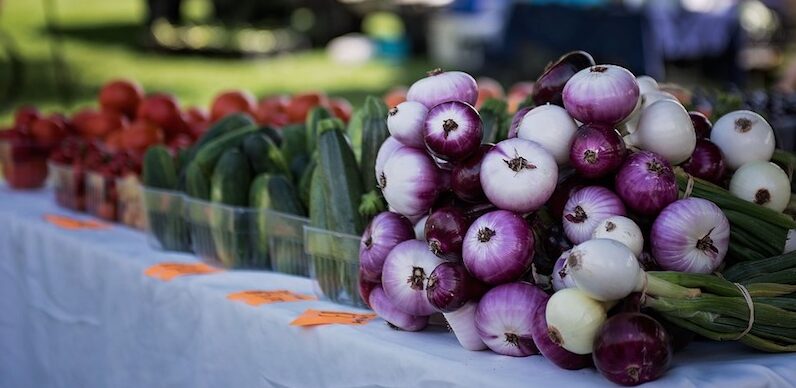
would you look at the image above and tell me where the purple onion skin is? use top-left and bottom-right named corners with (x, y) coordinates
top-left (358, 268), bottom-right (379, 308)
top-left (570, 124), bottom-right (626, 179)
top-left (424, 101), bottom-right (483, 162)
top-left (508, 106), bottom-right (532, 138)
top-left (689, 111), bottom-right (712, 139)
top-left (451, 144), bottom-right (493, 203)
top-left (593, 313), bottom-right (672, 386)
top-left (426, 262), bottom-right (487, 312)
top-left (532, 51), bottom-right (596, 106)
top-left (407, 69), bottom-right (478, 108)
top-left (475, 282), bottom-right (548, 357)
top-left (681, 139), bottom-right (726, 184)
top-left (425, 207), bottom-right (471, 261)
top-left (615, 151), bottom-right (677, 216)
top-left (360, 212), bottom-right (416, 282)
top-left (563, 65), bottom-right (640, 126)
top-left (562, 185), bottom-right (626, 244)
top-left (369, 285), bottom-right (429, 332)
top-left (530, 299), bottom-right (592, 370)
top-left (463, 210), bottom-right (534, 285)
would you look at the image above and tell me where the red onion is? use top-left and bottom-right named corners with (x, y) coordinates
top-left (569, 124), bottom-right (626, 179)
top-left (358, 269), bottom-right (379, 308)
top-left (562, 186), bottom-right (626, 244)
top-left (532, 50), bottom-right (595, 106)
top-left (651, 198), bottom-right (730, 273)
top-left (414, 215), bottom-right (429, 240)
top-left (424, 207), bottom-right (470, 261)
top-left (474, 282), bottom-right (547, 356)
top-left (375, 137), bottom-right (405, 188)
top-left (551, 250), bottom-right (575, 292)
top-left (615, 151), bottom-right (677, 216)
top-left (516, 104), bottom-right (579, 165)
top-left (451, 144), bottom-right (492, 203)
top-left (463, 210), bottom-right (534, 285)
top-left (369, 285), bottom-right (429, 332)
top-left (508, 106), bottom-right (532, 139)
top-left (359, 212), bottom-right (416, 282)
top-left (424, 101), bottom-right (482, 162)
top-left (381, 240), bottom-right (444, 316)
top-left (381, 147), bottom-right (441, 217)
top-left (407, 69), bottom-right (478, 108)
top-left (480, 138), bottom-right (558, 214)
top-left (426, 262), bottom-right (486, 312)
top-left (563, 65), bottom-right (640, 126)
top-left (387, 101), bottom-right (428, 148)
top-left (689, 111), bottom-right (712, 139)
top-left (530, 298), bottom-right (592, 370)
top-left (681, 139), bottom-right (726, 184)
top-left (593, 313), bottom-right (672, 386)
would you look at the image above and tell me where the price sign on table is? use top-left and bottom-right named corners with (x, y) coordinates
top-left (44, 214), bottom-right (109, 230)
top-left (290, 309), bottom-right (377, 327)
top-left (227, 290), bottom-right (316, 306)
top-left (144, 262), bottom-right (221, 281)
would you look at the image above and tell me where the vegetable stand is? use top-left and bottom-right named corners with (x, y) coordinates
top-left (1, 185), bottom-right (795, 387)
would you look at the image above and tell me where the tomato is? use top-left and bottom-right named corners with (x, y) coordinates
top-left (285, 92), bottom-right (327, 124)
top-left (255, 95), bottom-right (289, 126)
top-left (383, 87), bottom-right (407, 108)
top-left (183, 106), bottom-right (210, 139)
top-left (475, 77), bottom-right (505, 109)
top-left (507, 81), bottom-right (534, 113)
top-left (210, 90), bottom-right (256, 122)
top-left (329, 98), bottom-right (353, 123)
top-left (99, 79), bottom-right (144, 118)
top-left (136, 93), bottom-right (183, 133)
top-left (103, 130), bottom-right (124, 153)
top-left (30, 115), bottom-right (68, 148)
top-left (121, 120), bottom-right (164, 153)
top-left (14, 106), bottom-right (40, 134)
top-left (72, 109), bottom-right (126, 139)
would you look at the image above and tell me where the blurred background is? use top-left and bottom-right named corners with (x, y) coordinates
top-left (0, 0), bottom-right (795, 123)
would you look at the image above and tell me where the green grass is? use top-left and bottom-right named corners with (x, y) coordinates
top-left (0, 0), bottom-right (429, 125)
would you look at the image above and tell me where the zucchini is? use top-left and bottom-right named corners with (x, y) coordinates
top-left (305, 106), bottom-right (331, 155)
top-left (142, 145), bottom-right (178, 190)
top-left (192, 124), bottom-right (259, 178)
top-left (346, 108), bottom-right (365, 162)
top-left (359, 96), bottom-right (389, 193)
top-left (258, 126), bottom-right (282, 147)
top-left (480, 98), bottom-right (508, 144)
top-left (241, 132), bottom-right (292, 179)
top-left (210, 148), bottom-right (252, 207)
top-left (185, 162), bottom-right (211, 200)
top-left (251, 173), bottom-right (306, 272)
top-left (186, 113), bottom-right (254, 164)
top-left (298, 158), bottom-right (316, 212)
top-left (317, 118), bottom-right (365, 235)
top-left (308, 165), bottom-right (329, 229)
top-left (289, 153), bottom-right (310, 187)
top-left (210, 148), bottom-right (254, 268)
top-left (280, 123), bottom-right (307, 173)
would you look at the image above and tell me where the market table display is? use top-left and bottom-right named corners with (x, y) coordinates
top-left (1, 185), bottom-right (796, 388)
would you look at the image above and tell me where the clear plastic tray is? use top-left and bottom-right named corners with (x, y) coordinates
top-left (116, 176), bottom-right (145, 229)
top-left (142, 186), bottom-right (191, 252)
top-left (0, 139), bottom-right (49, 190)
top-left (48, 161), bottom-right (85, 211)
top-left (183, 196), bottom-right (270, 269)
top-left (304, 226), bottom-right (366, 308)
top-left (266, 210), bottom-right (310, 277)
top-left (85, 171), bottom-right (118, 221)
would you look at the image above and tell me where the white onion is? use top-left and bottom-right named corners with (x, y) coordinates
top-left (729, 161), bottom-right (790, 212)
top-left (640, 90), bottom-right (677, 110)
top-left (565, 239), bottom-right (642, 302)
top-left (545, 288), bottom-right (608, 355)
top-left (516, 104), bottom-right (578, 165)
top-left (636, 75), bottom-right (659, 95)
top-left (626, 99), bottom-right (696, 164)
top-left (387, 101), bottom-right (428, 148)
top-left (407, 69), bottom-right (478, 108)
top-left (591, 215), bottom-right (644, 257)
top-left (710, 110), bottom-right (775, 170)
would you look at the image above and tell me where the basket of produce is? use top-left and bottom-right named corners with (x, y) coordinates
top-left (142, 186), bottom-right (191, 251)
top-left (0, 136), bottom-right (50, 190)
top-left (116, 175), bottom-right (145, 229)
top-left (266, 210), bottom-right (310, 276)
top-left (48, 161), bottom-right (86, 211)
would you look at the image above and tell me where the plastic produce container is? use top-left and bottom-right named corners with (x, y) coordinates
top-left (266, 210), bottom-right (310, 276)
top-left (142, 187), bottom-right (191, 252)
top-left (85, 171), bottom-right (118, 221)
top-left (116, 176), bottom-right (145, 229)
top-left (48, 161), bottom-right (85, 211)
top-left (0, 139), bottom-right (49, 189)
top-left (304, 226), bottom-right (366, 308)
top-left (184, 197), bottom-right (269, 269)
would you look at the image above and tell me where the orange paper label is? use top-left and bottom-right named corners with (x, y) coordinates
top-left (290, 309), bottom-right (377, 327)
top-left (144, 262), bottom-right (221, 281)
top-left (44, 214), bottom-right (109, 230)
top-left (227, 290), bottom-right (316, 306)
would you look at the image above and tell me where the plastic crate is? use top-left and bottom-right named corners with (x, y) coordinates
top-left (142, 187), bottom-right (191, 252)
top-left (116, 176), bottom-right (145, 229)
top-left (266, 210), bottom-right (310, 276)
top-left (85, 171), bottom-right (118, 221)
top-left (1, 139), bottom-right (49, 190)
top-left (304, 226), bottom-right (366, 308)
top-left (184, 197), bottom-right (269, 269)
top-left (48, 161), bottom-right (85, 211)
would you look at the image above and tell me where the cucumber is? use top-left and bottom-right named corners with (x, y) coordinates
top-left (142, 145), bottom-right (178, 190)
top-left (251, 173), bottom-right (306, 272)
top-left (258, 126), bottom-right (282, 147)
top-left (250, 173), bottom-right (305, 215)
top-left (186, 113), bottom-right (254, 163)
top-left (305, 106), bottom-right (331, 155)
top-left (185, 162), bottom-right (211, 200)
top-left (346, 108), bottom-right (365, 162)
top-left (359, 96), bottom-right (389, 193)
top-left (192, 124), bottom-right (259, 178)
top-left (308, 165), bottom-right (329, 229)
top-left (211, 148), bottom-right (252, 207)
top-left (480, 98), bottom-right (508, 144)
top-left (289, 153), bottom-right (310, 187)
top-left (241, 133), bottom-right (292, 179)
top-left (298, 158), bottom-right (316, 212)
top-left (280, 123), bottom-right (307, 172)
top-left (317, 118), bottom-right (364, 235)
top-left (210, 148), bottom-right (254, 268)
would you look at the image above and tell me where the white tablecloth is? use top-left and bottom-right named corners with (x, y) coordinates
top-left (1, 185), bottom-right (795, 388)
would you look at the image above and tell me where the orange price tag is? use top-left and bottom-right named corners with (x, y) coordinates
top-left (290, 309), bottom-right (377, 327)
top-left (144, 262), bottom-right (221, 281)
top-left (44, 214), bottom-right (109, 230)
top-left (227, 290), bottom-right (316, 306)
